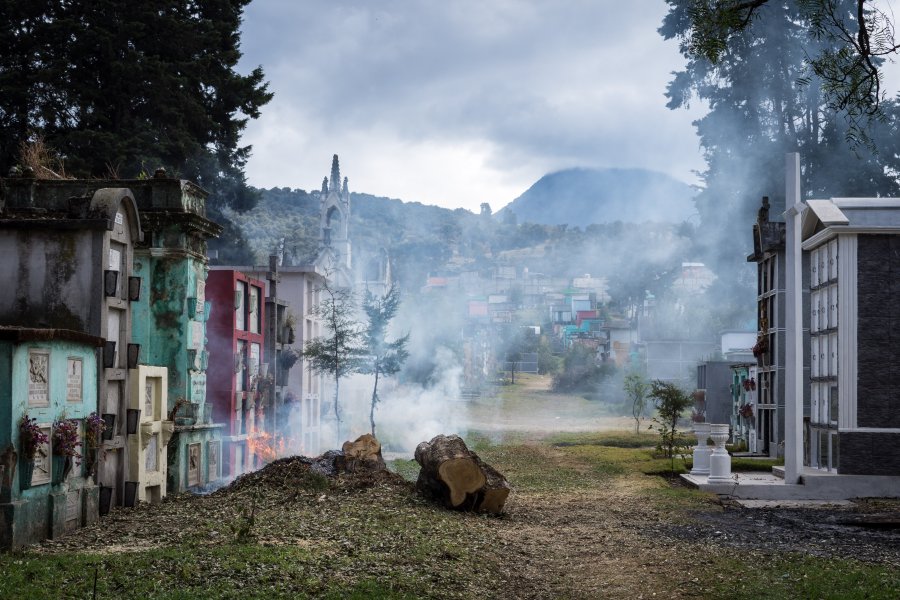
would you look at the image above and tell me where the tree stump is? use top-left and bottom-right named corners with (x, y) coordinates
top-left (414, 434), bottom-right (510, 514)
top-left (339, 434), bottom-right (386, 472)
top-left (310, 435), bottom-right (389, 476)
top-left (473, 454), bottom-right (511, 514)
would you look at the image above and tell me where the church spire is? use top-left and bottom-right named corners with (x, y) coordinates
top-left (330, 155), bottom-right (341, 193)
top-left (321, 177), bottom-right (328, 195)
top-left (342, 176), bottom-right (348, 196)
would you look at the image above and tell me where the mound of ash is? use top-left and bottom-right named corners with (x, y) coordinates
top-left (214, 434), bottom-right (411, 498)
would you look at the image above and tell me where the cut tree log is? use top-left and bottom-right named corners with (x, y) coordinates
top-left (414, 434), bottom-right (510, 514)
top-left (339, 434), bottom-right (386, 472)
top-left (310, 435), bottom-right (388, 476)
top-left (472, 454), bottom-right (511, 514)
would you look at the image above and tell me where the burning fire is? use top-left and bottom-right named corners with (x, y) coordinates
top-left (247, 422), bottom-right (289, 466)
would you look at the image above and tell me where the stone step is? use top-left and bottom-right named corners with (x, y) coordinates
top-left (772, 465), bottom-right (785, 479)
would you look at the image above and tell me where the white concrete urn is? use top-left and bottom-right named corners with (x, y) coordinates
top-left (690, 422), bottom-right (712, 476)
top-left (707, 423), bottom-right (732, 483)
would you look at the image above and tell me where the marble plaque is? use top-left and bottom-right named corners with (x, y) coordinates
top-left (32, 426), bottom-right (51, 485)
top-left (145, 378), bottom-right (154, 417)
top-left (189, 321), bottom-right (203, 350)
top-left (207, 441), bottom-right (220, 481)
top-left (146, 434), bottom-right (159, 472)
top-left (28, 350), bottom-right (50, 407)
top-left (188, 443), bottom-right (201, 487)
top-left (66, 358), bottom-right (82, 402)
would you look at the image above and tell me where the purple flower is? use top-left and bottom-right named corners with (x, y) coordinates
top-left (52, 419), bottom-right (83, 463)
top-left (18, 415), bottom-right (49, 460)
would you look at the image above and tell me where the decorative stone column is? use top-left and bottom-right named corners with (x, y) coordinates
top-left (707, 423), bottom-right (732, 483)
top-left (690, 423), bottom-right (711, 476)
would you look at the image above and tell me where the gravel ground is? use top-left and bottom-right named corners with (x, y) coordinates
top-left (655, 497), bottom-right (900, 566)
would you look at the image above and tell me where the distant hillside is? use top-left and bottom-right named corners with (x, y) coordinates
top-left (497, 168), bottom-right (697, 225)
top-left (231, 168), bottom-right (703, 292)
top-left (229, 187), bottom-right (488, 287)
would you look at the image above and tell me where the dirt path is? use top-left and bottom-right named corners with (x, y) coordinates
top-left (487, 444), bottom-right (704, 599)
top-left (473, 378), bottom-right (900, 598)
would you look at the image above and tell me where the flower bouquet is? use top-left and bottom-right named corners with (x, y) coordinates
top-left (52, 418), bottom-right (82, 482)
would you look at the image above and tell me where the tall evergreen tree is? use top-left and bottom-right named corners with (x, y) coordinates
top-left (661, 0), bottom-right (900, 278)
top-left (0, 0), bottom-right (272, 262)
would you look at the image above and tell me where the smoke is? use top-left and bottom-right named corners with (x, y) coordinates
top-left (339, 347), bottom-right (467, 454)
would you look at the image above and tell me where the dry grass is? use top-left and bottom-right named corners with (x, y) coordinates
top-left (17, 136), bottom-right (68, 179)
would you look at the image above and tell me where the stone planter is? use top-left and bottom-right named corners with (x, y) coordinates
top-left (124, 481), bottom-right (139, 508)
top-left (52, 455), bottom-right (72, 484)
top-left (19, 458), bottom-right (33, 491)
top-left (707, 423), bottom-right (732, 483)
top-left (83, 448), bottom-right (100, 480)
top-left (101, 413), bottom-right (116, 440)
top-left (689, 423), bottom-right (712, 476)
top-left (99, 485), bottom-right (113, 516)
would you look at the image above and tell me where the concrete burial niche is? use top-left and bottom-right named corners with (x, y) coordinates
top-left (127, 365), bottom-right (172, 504)
top-left (0, 328), bottom-right (104, 550)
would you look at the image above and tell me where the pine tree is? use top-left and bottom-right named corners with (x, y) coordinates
top-left (0, 0), bottom-right (272, 262)
top-left (301, 279), bottom-right (365, 442)
top-left (359, 285), bottom-right (409, 437)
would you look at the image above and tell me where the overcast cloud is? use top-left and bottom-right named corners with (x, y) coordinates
top-left (237, 1), bottom-right (706, 213)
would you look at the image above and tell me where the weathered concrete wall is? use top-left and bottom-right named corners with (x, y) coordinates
top-left (0, 229), bottom-right (99, 331)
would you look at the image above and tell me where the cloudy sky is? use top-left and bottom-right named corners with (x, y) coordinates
top-left (237, 1), bottom-right (706, 213)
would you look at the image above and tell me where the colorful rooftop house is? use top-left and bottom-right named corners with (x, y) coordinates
top-left (0, 179), bottom-right (144, 510)
top-left (126, 173), bottom-right (224, 493)
top-left (206, 269), bottom-right (267, 478)
top-left (0, 327), bottom-right (104, 550)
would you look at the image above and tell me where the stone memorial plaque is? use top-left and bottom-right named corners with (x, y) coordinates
top-left (108, 247), bottom-right (121, 270)
top-left (188, 443), bottom-right (201, 487)
top-left (146, 434), bottom-right (158, 472)
top-left (32, 426), bottom-right (51, 485)
top-left (189, 320), bottom-right (203, 350)
top-left (250, 343), bottom-right (260, 377)
top-left (190, 374), bottom-right (205, 403)
top-left (66, 358), bottom-right (82, 403)
top-left (145, 378), bottom-right (154, 417)
top-left (196, 280), bottom-right (205, 307)
top-left (208, 441), bottom-right (220, 481)
top-left (28, 350), bottom-right (50, 407)
top-left (66, 490), bottom-right (80, 526)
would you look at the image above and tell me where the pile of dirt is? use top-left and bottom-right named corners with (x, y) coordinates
top-left (214, 453), bottom-right (412, 500)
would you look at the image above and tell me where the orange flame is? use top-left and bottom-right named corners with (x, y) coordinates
top-left (247, 429), bottom-right (289, 467)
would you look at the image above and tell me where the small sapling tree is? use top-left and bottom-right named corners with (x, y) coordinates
top-left (359, 284), bottom-right (410, 437)
top-left (648, 379), bottom-right (693, 474)
top-left (623, 371), bottom-right (649, 435)
top-left (301, 277), bottom-right (364, 442)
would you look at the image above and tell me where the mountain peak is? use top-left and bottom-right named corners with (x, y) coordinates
top-left (498, 167), bottom-right (697, 226)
